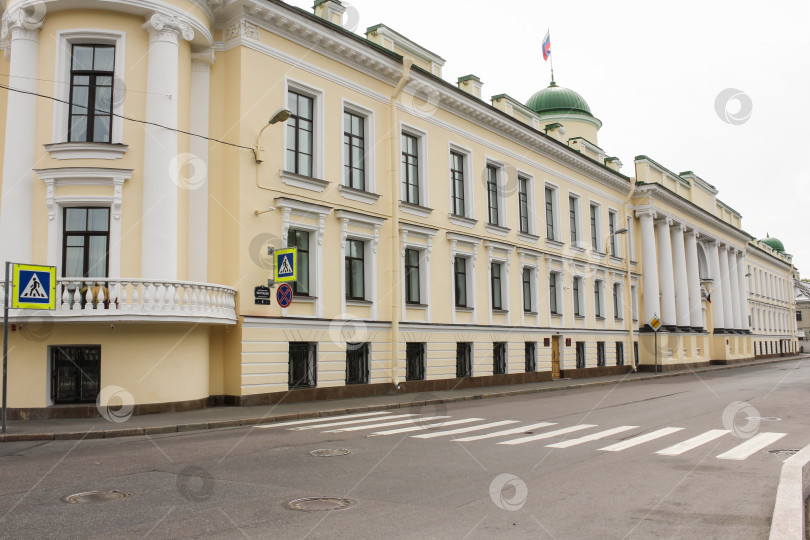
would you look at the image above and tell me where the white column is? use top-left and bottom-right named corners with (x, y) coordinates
top-left (141, 13), bottom-right (194, 279)
top-left (637, 210), bottom-right (660, 325)
top-left (707, 241), bottom-right (726, 332)
top-left (727, 248), bottom-right (742, 331)
top-left (0, 9), bottom-right (44, 264)
top-left (656, 218), bottom-right (676, 328)
top-left (670, 224), bottom-right (691, 330)
top-left (188, 49), bottom-right (214, 282)
top-left (718, 245), bottom-right (734, 332)
top-left (684, 230), bottom-right (703, 330)
top-left (736, 251), bottom-right (749, 332)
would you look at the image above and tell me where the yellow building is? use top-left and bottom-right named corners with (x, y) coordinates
top-left (0, 0), bottom-right (798, 418)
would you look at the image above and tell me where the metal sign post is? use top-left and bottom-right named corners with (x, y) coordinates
top-left (2, 262), bottom-right (9, 433)
top-left (647, 314), bottom-right (662, 375)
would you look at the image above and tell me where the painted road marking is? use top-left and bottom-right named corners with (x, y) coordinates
top-left (598, 427), bottom-right (685, 452)
top-left (498, 424), bottom-right (596, 446)
top-left (655, 429), bottom-right (731, 456)
top-left (716, 432), bottom-right (787, 460)
top-left (453, 422), bottom-right (558, 442)
top-left (412, 420), bottom-right (519, 439)
top-left (546, 426), bottom-right (639, 449)
top-left (324, 416), bottom-right (453, 433)
top-left (368, 418), bottom-right (483, 436)
top-left (290, 413), bottom-right (415, 430)
top-left (255, 411), bottom-right (390, 429)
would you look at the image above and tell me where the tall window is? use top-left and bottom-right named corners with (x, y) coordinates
top-left (286, 91), bottom-right (314, 176)
top-left (487, 165), bottom-right (499, 225)
top-left (287, 229), bottom-right (310, 295)
top-left (456, 342), bottom-right (472, 377)
top-left (518, 177), bottom-right (530, 233)
top-left (69, 45), bottom-right (114, 143)
top-left (406, 342), bottom-right (426, 381)
top-left (491, 262), bottom-right (503, 310)
top-left (613, 282), bottom-right (621, 319)
top-left (451, 151), bottom-right (465, 216)
top-left (545, 186), bottom-right (556, 240)
top-left (345, 239), bottom-right (365, 300)
top-left (525, 342), bottom-right (537, 372)
top-left (573, 276), bottom-right (582, 316)
top-left (51, 345), bottom-right (101, 403)
top-left (549, 272), bottom-right (559, 314)
top-left (402, 133), bottom-right (419, 204)
top-left (590, 204), bottom-right (599, 251)
top-left (63, 207), bottom-right (109, 277)
top-left (405, 248), bottom-right (420, 304)
top-left (608, 211), bottom-right (619, 256)
top-left (343, 111), bottom-right (365, 189)
top-left (454, 257), bottom-right (468, 308)
top-left (569, 196), bottom-right (579, 244)
top-left (522, 267), bottom-right (532, 313)
top-left (594, 280), bottom-right (603, 318)
top-left (616, 341), bottom-right (624, 366)
top-left (289, 342), bottom-right (316, 388)
top-left (575, 341), bottom-right (586, 369)
top-left (493, 342), bottom-right (507, 375)
top-left (345, 343), bottom-right (369, 384)
top-left (597, 341), bottom-right (606, 367)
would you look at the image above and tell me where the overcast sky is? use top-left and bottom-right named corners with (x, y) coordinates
top-left (288, 0), bottom-right (810, 275)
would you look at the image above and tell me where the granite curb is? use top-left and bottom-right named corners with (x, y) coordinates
top-left (0, 355), bottom-right (805, 443)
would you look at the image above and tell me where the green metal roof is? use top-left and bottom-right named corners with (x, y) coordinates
top-left (760, 236), bottom-right (786, 253)
top-left (525, 80), bottom-right (593, 117)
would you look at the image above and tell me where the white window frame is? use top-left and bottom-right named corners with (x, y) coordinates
top-left (336, 209), bottom-right (385, 319)
top-left (283, 78), bottom-right (326, 185)
top-left (612, 281), bottom-right (623, 320)
top-left (340, 100), bottom-right (377, 202)
top-left (589, 201), bottom-right (603, 253)
top-left (608, 209), bottom-right (620, 257)
top-left (544, 182), bottom-right (561, 243)
top-left (485, 241), bottom-right (514, 325)
top-left (594, 278), bottom-right (605, 319)
top-left (400, 123), bottom-right (429, 209)
top-left (49, 30), bottom-right (127, 158)
top-left (568, 193), bottom-right (583, 248)
top-left (38, 167), bottom-right (131, 278)
top-left (448, 143), bottom-right (475, 221)
top-left (484, 158), bottom-right (507, 230)
top-left (548, 269), bottom-right (563, 318)
top-left (400, 223), bottom-right (436, 322)
top-left (572, 275), bottom-right (585, 317)
top-left (448, 232), bottom-right (480, 323)
top-left (517, 171), bottom-right (536, 237)
top-left (277, 197), bottom-right (332, 318)
top-left (627, 214), bottom-right (636, 261)
top-left (521, 265), bottom-right (537, 314)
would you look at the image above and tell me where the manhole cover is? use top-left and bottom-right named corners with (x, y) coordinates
top-left (747, 416), bottom-right (782, 422)
top-left (769, 449), bottom-right (799, 456)
top-left (285, 497), bottom-right (354, 511)
top-left (62, 491), bottom-right (131, 504)
top-left (310, 448), bottom-right (350, 457)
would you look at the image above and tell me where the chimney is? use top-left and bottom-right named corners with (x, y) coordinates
top-left (544, 122), bottom-right (566, 143)
top-left (605, 157), bottom-right (623, 172)
top-left (313, 0), bottom-right (345, 26)
top-left (457, 75), bottom-right (483, 100)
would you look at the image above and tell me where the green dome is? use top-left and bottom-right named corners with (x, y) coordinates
top-left (525, 80), bottom-right (593, 117)
top-left (760, 236), bottom-right (785, 253)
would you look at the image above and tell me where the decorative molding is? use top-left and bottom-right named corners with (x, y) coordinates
top-left (1, 4), bottom-right (45, 39)
top-left (225, 18), bottom-right (260, 41)
top-left (338, 185), bottom-right (380, 205)
top-left (279, 170), bottom-right (330, 192)
top-left (43, 142), bottom-right (128, 160)
top-left (145, 12), bottom-right (195, 41)
top-left (449, 214), bottom-right (477, 229)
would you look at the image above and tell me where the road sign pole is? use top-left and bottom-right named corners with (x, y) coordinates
top-left (654, 331), bottom-right (658, 375)
top-left (2, 261), bottom-right (9, 433)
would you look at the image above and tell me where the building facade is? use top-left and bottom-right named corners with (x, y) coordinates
top-left (0, 0), bottom-right (799, 418)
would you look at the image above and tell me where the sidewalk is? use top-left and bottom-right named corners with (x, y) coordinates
top-left (1, 355), bottom-right (806, 442)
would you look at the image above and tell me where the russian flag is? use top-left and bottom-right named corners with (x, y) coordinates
top-left (542, 31), bottom-right (551, 61)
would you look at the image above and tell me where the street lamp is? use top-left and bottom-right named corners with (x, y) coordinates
top-left (254, 107), bottom-right (292, 164)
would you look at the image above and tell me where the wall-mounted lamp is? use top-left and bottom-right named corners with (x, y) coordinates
top-left (254, 107), bottom-right (292, 164)
top-left (254, 206), bottom-right (276, 216)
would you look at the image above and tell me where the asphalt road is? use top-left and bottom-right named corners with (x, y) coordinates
top-left (1, 360), bottom-right (808, 539)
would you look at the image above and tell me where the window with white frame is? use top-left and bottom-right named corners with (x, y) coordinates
top-left (491, 261), bottom-right (505, 310)
top-left (522, 267), bottom-right (536, 313)
top-left (518, 176), bottom-right (532, 234)
top-left (69, 45), bottom-right (115, 143)
top-left (287, 229), bottom-right (311, 296)
top-left (450, 150), bottom-right (466, 216)
top-left (631, 284), bottom-right (639, 321)
top-left (342, 107), bottom-right (369, 191)
top-left (627, 215), bottom-right (636, 261)
top-left (594, 279), bottom-right (604, 318)
top-left (590, 202), bottom-right (602, 252)
top-left (486, 164), bottom-right (501, 226)
top-left (345, 239), bottom-right (366, 301)
top-left (613, 282), bottom-right (622, 319)
top-left (63, 207), bottom-right (110, 277)
top-left (401, 127), bottom-right (428, 207)
top-left (337, 210), bottom-right (384, 311)
top-left (569, 195), bottom-right (580, 246)
top-left (454, 256), bottom-right (470, 308)
top-left (287, 90), bottom-right (315, 177)
top-left (404, 248), bottom-right (421, 305)
top-left (608, 210), bottom-right (620, 257)
top-left (549, 271), bottom-right (561, 315)
top-left (545, 185), bottom-right (559, 241)
top-left (573, 276), bottom-right (583, 316)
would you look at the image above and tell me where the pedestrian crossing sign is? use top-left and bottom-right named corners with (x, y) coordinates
top-left (274, 247), bottom-right (297, 283)
top-left (11, 264), bottom-right (56, 310)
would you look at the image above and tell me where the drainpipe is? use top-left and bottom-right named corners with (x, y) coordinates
top-left (622, 179), bottom-right (638, 370)
top-left (390, 57), bottom-right (413, 388)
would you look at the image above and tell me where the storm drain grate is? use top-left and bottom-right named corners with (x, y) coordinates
top-left (285, 497), bottom-right (354, 511)
top-left (62, 491), bottom-right (132, 504)
top-left (310, 448), bottom-right (351, 457)
top-left (769, 449), bottom-right (799, 456)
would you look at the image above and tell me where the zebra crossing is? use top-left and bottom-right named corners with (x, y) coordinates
top-left (255, 411), bottom-right (789, 461)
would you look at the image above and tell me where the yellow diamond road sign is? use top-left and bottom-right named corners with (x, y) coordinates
top-left (11, 264), bottom-right (56, 310)
top-left (648, 315), bottom-right (662, 332)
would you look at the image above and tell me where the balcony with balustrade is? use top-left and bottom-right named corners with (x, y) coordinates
top-left (1, 277), bottom-right (237, 324)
